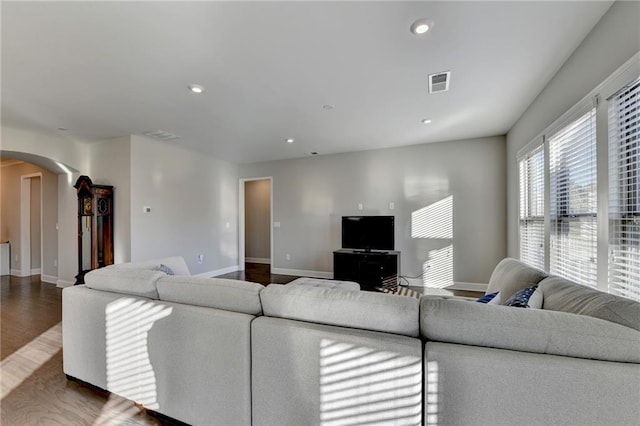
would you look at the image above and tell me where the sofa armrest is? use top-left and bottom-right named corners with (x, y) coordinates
top-left (420, 296), bottom-right (640, 363)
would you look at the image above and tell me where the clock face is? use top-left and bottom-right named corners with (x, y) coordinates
top-left (97, 198), bottom-right (109, 215)
top-left (83, 197), bottom-right (92, 215)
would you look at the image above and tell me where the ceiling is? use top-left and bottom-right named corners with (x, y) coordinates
top-left (1, 1), bottom-right (613, 164)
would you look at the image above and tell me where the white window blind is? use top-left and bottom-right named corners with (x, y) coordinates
top-left (549, 107), bottom-right (598, 286)
top-left (519, 145), bottom-right (545, 270)
top-left (608, 77), bottom-right (640, 301)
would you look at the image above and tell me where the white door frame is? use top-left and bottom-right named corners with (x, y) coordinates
top-left (238, 177), bottom-right (273, 271)
top-left (20, 173), bottom-right (44, 278)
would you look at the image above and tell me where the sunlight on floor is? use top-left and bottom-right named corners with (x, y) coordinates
top-left (0, 322), bottom-right (62, 400)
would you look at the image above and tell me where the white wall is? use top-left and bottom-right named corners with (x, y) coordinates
top-left (240, 136), bottom-right (506, 286)
top-left (130, 135), bottom-right (239, 275)
top-left (88, 136), bottom-right (132, 264)
top-left (506, 1), bottom-right (640, 257)
top-left (0, 162), bottom-right (58, 280)
top-left (1, 125), bottom-right (87, 285)
top-left (1, 126), bottom-right (87, 172)
top-left (244, 179), bottom-right (271, 261)
top-left (57, 173), bottom-right (78, 285)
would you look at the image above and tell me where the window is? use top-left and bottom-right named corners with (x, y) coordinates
top-left (517, 54), bottom-right (639, 300)
top-left (608, 78), bottom-right (640, 301)
top-left (549, 108), bottom-right (598, 287)
top-left (519, 145), bottom-right (545, 270)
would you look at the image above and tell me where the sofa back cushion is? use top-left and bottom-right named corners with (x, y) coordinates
top-left (260, 284), bottom-right (419, 337)
top-left (113, 256), bottom-right (191, 276)
top-left (486, 258), bottom-right (548, 303)
top-left (420, 296), bottom-right (640, 363)
top-left (84, 267), bottom-right (164, 299)
top-left (539, 276), bottom-right (640, 331)
top-left (157, 276), bottom-right (263, 315)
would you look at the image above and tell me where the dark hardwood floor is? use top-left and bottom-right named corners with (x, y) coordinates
top-left (215, 262), bottom-right (298, 285)
top-left (1, 275), bottom-right (164, 426)
top-left (215, 263), bottom-right (483, 298)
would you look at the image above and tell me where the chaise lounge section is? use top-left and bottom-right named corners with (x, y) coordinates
top-left (62, 257), bottom-right (640, 425)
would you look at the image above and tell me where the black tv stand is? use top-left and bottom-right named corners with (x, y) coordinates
top-left (333, 249), bottom-right (400, 291)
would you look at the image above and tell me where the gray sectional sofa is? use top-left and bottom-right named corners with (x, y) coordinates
top-left (62, 257), bottom-right (640, 425)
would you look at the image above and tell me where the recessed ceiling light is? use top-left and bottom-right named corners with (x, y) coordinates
top-left (286, 138), bottom-right (295, 144)
top-left (57, 127), bottom-right (67, 131)
top-left (410, 19), bottom-right (433, 35)
top-left (188, 84), bottom-right (205, 94)
top-left (322, 104), bottom-right (335, 110)
top-left (421, 119), bottom-right (432, 124)
top-left (310, 152), bottom-right (319, 156)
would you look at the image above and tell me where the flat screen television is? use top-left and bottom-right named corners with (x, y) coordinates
top-left (341, 215), bottom-right (395, 251)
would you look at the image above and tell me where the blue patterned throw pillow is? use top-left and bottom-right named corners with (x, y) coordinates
top-left (476, 292), bottom-right (499, 304)
top-left (505, 285), bottom-right (538, 308)
top-left (154, 264), bottom-right (175, 275)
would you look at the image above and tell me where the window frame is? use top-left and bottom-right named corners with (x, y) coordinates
top-left (516, 52), bottom-right (640, 299)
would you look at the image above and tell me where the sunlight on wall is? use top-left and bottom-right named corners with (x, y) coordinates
top-left (426, 361), bottom-right (439, 426)
top-left (411, 196), bottom-right (453, 239)
top-left (319, 338), bottom-right (422, 426)
top-left (423, 245), bottom-right (454, 288)
top-left (0, 322), bottom-right (62, 400)
top-left (105, 298), bottom-right (172, 410)
top-left (412, 196), bottom-right (454, 287)
top-left (55, 161), bottom-right (74, 185)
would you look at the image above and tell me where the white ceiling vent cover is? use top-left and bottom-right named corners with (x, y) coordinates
top-left (428, 71), bottom-right (451, 94)
top-left (142, 130), bottom-right (181, 141)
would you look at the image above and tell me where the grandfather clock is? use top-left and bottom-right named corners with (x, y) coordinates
top-left (74, 176), bottom-right (114, 284)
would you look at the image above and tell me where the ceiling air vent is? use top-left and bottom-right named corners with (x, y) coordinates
top-left (142, 130), bottom-right (181, 141)
top-left (428, 71), bottom-right (451, 94)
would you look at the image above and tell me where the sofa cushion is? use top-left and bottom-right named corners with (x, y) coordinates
top-left (505, 286), bottom-right (542, 308)
top-left (476, 291), bottom-right (500, 304)
top-left (287, 277), bottom-right (360, 291)
top-left (113, 256), bottom-right (191, 276)
top-left (539, 276), bottom-right (640, 332)
top-left (420, 296), bottom-right (640, 363)
top-left (153, 264), bottom-right (175, 275)
top-left (157, 276), bottom-right (263, 316)
top-left (84, 267), bottom-right (164, 299)
top-left (260, 284), bottom-right (420, 337)
top-left (486, 258), bottom-right (548, 303)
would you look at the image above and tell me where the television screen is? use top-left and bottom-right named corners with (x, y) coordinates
top-left (342, 216), bottom-right (394, 251)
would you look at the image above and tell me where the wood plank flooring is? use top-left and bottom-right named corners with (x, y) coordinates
top-left (1, 275), bottom-right (164, 426)
top-left (214, 262), bottom-right (298, 285)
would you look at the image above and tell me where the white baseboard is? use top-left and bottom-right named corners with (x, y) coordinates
top-left (10, 268), bottom-right (44, 278)
top-left (57, 279), bottom-right (74, 288)
top-left (196, 264), bottom-right (240, 278)
top-left (271, 268), bottom-right (333, 279)
top-left (245, 257), bottom-right (271, 265)
top-left (42, 275), bottom-right (58, 285)
top-left (10, 269), bottom-right (28, 277)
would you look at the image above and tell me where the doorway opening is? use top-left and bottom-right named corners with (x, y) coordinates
top-left (238, 177), bottom-right (272, 272)
top-left (20, 173), bottom-right (43, 279)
